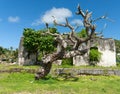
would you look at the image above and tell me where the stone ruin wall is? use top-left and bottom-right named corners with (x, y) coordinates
top-left (18, 37), bottom-right (36, 65)
top-left (97, 38), bottom-right (116, 66)
top-left (73, 38), bottom-right (116, 67)
top-left (18, 37), bottom-right (24, 65)
top-left (18, 37), bottom-right (116, 67)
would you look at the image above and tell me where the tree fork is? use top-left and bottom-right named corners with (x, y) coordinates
top-left (35, 4), bottom-right (106, 80)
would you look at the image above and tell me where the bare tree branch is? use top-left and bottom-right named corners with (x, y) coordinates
top-left (92, 15), bottom-right (107, 22)
top-left (76, 4), bottom-right (85, 17)
top-left (35, 4), bottom-right (106, 80)
top-left (63, 49), bottom-right (88, 58)
top-left (44, 22), bottom-right (59, 37)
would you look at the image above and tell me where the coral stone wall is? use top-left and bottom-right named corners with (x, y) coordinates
top-left (18, 37), bottom-right (116, 67)
top-left (18, 37), bottom-right (25, 65)
top-left (97, 38), bottom-right (116, 67)
top-left (73, 38), bottom-right (116, 67)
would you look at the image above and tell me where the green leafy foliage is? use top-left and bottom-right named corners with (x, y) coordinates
top-left (23, 28), bottom-right (58, 62)
top-left (115, 39), bottom-right (120, 63)
top-left (62, 58), bottom-right (73, 66)
top-left (117, 56), bottom-right (120, 64)
top-left (39, 35), bottom-right (55, 53)
top-left (89, 47), bottom-right (102, 65)
top-left (0, 46), bottom-right (18, 63)
top-left (49, 27), bottom-right (58, 34)
top-left (77, 29), bottom-right (87, 38)
top-left (0, 46), bottom-right (5, 55)
top-left (115, 39), bottom-right (120, 53)
top-left (23, 28), bottom-right (41, 53)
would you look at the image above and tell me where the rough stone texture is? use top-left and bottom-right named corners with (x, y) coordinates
top-left (73, 54), bottom-right (89, 66)
top-left (98, 39), bottom-right (116, 67)
top-left (18, 37), bottom-right (36, 65)
top-left (54, 68), bottom-right (120, 76)
top-left (1, 68), bottom-right (120, 76)
top-left (23, 53), bottom-right (37, 65)
top-left (18, 37), bottom-right (25, 65)
top-left (53, 60), bottom-right (62, 65)
top-left (73, 38), bottom-right (116, 67)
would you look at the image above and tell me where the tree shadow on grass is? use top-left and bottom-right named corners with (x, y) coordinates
top-left (52, 73), bottom-right (79, 82)
top-left (34, 74), bottom-right (79, 84)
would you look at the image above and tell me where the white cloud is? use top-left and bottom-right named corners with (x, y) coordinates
top-left (71, 19), bottom-right (83, 26)
top-left (8, 16), bottom-right (20, 23)
top-left (31, 19), bottom-right (41, 26)
top-left (32, 7), bottom-right (72, 26)
top-left (42, 7), bottom-right (72, 23)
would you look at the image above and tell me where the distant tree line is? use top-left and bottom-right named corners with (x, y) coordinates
top-left (0, 46), bottom-right (18, 63)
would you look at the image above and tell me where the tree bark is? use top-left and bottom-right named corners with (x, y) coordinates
top-left (35, 48), bottom-right (65, 79)
top-left (35, 62), bottom-right (52, 80)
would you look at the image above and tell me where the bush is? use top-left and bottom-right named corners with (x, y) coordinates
top-left (62, 58), bottom-right (73, 66)
top-left (89, 47), bottom-right (102, 65)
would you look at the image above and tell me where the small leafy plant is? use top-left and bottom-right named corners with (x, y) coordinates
top-left (89, 47), bottom-right (102, 65)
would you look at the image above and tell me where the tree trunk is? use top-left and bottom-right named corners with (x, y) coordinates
top-left (35, 61), bottom-right (52, 80)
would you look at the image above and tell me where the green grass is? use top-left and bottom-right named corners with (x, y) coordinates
top-left (0, 64), bottom-right (120, 94)
top-left (0, 72), bottom-right (120, 94)
top-left (0, 63), bottom-right (39, 70)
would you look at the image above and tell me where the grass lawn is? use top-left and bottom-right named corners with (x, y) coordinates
top-left (0, 63), bottom-right (39, 70)
top-left (0, 72), bottom-right (120, 94)
top-left (0, 64), bottom-right (120, 94)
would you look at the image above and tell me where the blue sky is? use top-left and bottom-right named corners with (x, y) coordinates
top-left (0, 0), bottom-right (120, 49)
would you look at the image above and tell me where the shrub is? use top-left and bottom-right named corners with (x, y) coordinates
top-left (89, 47), bottom-right (102, 65)
top-left (62, 58), bottom-right (73, 66)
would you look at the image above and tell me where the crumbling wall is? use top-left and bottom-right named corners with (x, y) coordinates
top-left (18, 37), bottom-right (25, 65)
top-left (18, 37), bottom-right (116, 67)
top-left (97, 38), bottom-right (116, 67)
top-left (73, 38), bottom-right (116, 67)
top-left (73, 53), bottom-right (89, 66)
top-left (18, 37), bottom-right (36, 65)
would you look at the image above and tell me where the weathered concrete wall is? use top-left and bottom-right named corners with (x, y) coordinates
top-left (54, 68), bottom-right (120, 76)
top-left (73, 53), bottom-right (89, 66)
top-left (22, 53), bottom-right (37, 65)
top-left (18, 37), bottom-right (116, 67)
top-left (53, 60), bottom-right (62, 65)
top-left (98, 50), bottom-right (116, 67)
top-left (73, 38), bottom-right (116, 67)
top-left (18, 37), bottom-right (25, 65)
top-left (97, 38), bottom-right (116, 67)
top-left (18, 37), bottom-right (36, 65)
top-left (1, 68), bottom-right (120, 76)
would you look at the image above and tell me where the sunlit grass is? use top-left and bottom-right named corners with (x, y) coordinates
top-left (0, 72), bottom-right (120, 94)
top-left (0, 63), bottom-right (39, 70)
top-left (0, 63), bottom-right (120, 94)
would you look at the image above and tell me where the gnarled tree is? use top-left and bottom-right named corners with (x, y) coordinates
top-left (35, 4), bottom-right (105, 80)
